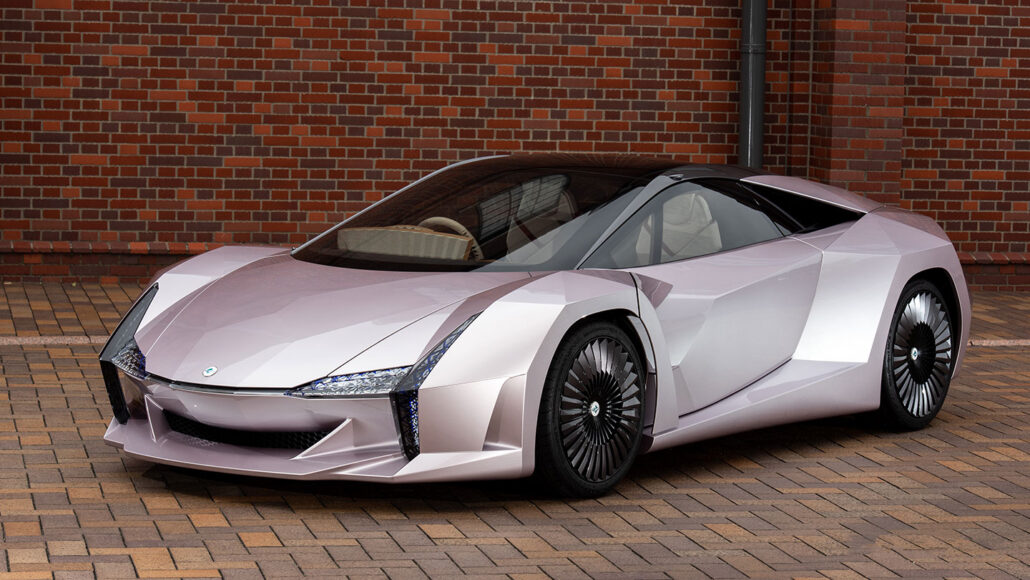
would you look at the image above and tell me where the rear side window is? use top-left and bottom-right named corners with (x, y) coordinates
top-left (717, 180), bottom-right (862, 234)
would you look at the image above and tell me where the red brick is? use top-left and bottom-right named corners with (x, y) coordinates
top-left (36, 0), bottom-right (73, 9)
top-left (224, 157), bottom-right (260, 167)
top-left (975, 68), bottom-right (1008, 78)
top-left (830, 19), bottom-right (870, 31)
top-left (69, 155), bottom-right (108, 165)
top-left (598, 36), bottom-right (633, 47)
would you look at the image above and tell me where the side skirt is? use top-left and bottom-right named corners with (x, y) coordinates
top-left (642, 358), bottom-right (880, 453)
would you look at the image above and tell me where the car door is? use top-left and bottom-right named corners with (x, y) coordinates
top-left (582, 179), bottom-right (823, 415)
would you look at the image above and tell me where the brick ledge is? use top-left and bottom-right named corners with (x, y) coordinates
top-left (0, 240), bottom-right (225, 255)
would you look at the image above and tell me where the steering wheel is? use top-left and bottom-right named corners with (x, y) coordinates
top-left (417, 216), bottom-right (484, 260)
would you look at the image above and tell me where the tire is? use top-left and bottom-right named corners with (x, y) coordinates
top-left (880, 280), bottom-right (956, 430)
top-left (535, 320), bottom-right (646, 497)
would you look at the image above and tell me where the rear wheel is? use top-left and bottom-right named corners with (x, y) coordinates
top-left (535, 321), bottom-right (645, 497)
top-left (880, 280), bottom-right (955, 430)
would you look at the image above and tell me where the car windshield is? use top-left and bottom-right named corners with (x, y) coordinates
top-left (293, 155), bottom-right (679, 272)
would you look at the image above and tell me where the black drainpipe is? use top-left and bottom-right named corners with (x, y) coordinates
top-left (739, 0), bottom-right (767, 169)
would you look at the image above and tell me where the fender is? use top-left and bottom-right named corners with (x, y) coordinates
top-left (417, 269), bottom-right (640, 476)
top-left (137, 246), bottom-right (288, 340)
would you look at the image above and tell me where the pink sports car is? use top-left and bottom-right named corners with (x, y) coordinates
top-left (101, 154), bottom-right (969, 496)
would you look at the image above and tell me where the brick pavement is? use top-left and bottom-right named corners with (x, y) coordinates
top-left (1, 283), bottom-right (1029, 578)
top-left (0, 283), bottom-right (141, 339)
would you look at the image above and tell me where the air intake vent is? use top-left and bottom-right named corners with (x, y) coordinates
top-left (163, 411), bottom-right (331, 450)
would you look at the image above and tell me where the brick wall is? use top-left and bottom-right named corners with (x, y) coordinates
top-left (764, 1), bottom-right (813, 179)
top-left (808, 1), bottom-right (907, 203)
top-left (903, 0), bottom-right (1030, 290)
top-left (1, 0), bottom-right (1027, 289)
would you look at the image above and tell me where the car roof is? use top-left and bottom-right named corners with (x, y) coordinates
top-left (463, 154), bottom-right (767, 182)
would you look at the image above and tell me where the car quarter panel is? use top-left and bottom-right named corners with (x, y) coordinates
top-left (792, 209), bottom-right (970, 378)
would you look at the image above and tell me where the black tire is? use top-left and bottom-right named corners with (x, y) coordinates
top-left (535, 320), bottom-right (645, 497)
top-left (879, 280), bottom-right (956, 430)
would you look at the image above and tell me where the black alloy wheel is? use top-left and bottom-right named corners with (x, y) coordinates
top-left (880, 280), bottom-right (955, 430)
top-left (536, 321), bottom-right (645, 497)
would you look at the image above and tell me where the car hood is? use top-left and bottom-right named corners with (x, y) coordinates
top-left (136, 254), bottom-right (529, 388)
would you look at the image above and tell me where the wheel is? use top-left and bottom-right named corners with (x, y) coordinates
top-left (535, 321), bottom-right (645, 497)
top-left (880, 280), bottom-right (956, 430)
top-left (417, 216), bottom-right (484, 260)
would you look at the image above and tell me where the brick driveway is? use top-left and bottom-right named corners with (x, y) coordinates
top-left (1, 283), bottom-right (1029, 579)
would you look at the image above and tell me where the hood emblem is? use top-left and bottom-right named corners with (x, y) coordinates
top-left (202, 366), bottom-right (218, 377)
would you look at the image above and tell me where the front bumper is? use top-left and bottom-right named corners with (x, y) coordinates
top-left (103, 373), bottom-right (528, 483)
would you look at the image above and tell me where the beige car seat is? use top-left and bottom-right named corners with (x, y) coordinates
top-left (505, 175), bottom-right (575, 252)
top-left (338, 226), bottom-right (472, 260)
top-left (637, 191), bottom-right (722, 262)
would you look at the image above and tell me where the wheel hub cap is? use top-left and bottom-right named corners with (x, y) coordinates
top-left (588, 401), bottom-right (600, 417)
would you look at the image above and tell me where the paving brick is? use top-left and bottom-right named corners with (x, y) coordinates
top-left (237, 533), bottom-right (282, 549)
top-left (187, 514), bottom-right (228, 529)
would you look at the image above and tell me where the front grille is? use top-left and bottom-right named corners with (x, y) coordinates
top-left (163, 411), bottom-right (332, 450)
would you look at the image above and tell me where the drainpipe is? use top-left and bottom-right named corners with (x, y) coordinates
top-left (739, 0), bottom-right (767, 169)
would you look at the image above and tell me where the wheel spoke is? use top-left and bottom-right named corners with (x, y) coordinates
top-left (564, 371), bottom-right (588, 395)
top-left (609, 427), bottom-right (630, 461)
top-left (928, 374), bottom-right (942, 399)
top-left (894, 329), bottom-right (911, 349)
top-left (560, 414), bottom-right (585, 430)
top-left (567, 433), bottom-right (589, 466)
top-left (560, 394), bottom-right (583, 408)
top-left (562, 424), bottom-right (585, 447)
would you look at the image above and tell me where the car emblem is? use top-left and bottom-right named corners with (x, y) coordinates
top-left (202, 366), bottom-right (218, 377)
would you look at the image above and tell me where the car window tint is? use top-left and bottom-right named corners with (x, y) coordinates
top-left (583, 181), bottom-right (786, 269)
top-left (741, 182), bottom-right (862, 233)
top-left (294, 160), bottom-right (674, 272)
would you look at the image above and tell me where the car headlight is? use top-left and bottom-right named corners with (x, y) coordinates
top-left (111, 341), bottom-right (147, 381)
top-left (287, 314), bottom-right (479, 459)
top-left (99, 284), bottom-right (159, 423)
top-left (286, 367), bottom-right (411, 398)
top-left (390, 313), bottom-right (479, 460)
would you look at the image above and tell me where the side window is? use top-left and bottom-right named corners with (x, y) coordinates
top-left (739, 182), bottom-right (862, 233)
top-left (583, 181), bottom-right (787, 269)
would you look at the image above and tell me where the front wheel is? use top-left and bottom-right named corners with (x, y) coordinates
top-left (880, 280), bottom-right (956, 430)
top-left (535, 321), bottom-right (645, 497)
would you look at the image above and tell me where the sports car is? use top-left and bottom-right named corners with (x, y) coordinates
top-left (101, 154), bottom-right (970, 496)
